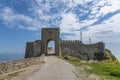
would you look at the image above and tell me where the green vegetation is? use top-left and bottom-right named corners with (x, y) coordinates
top-left (58, 54), bottom-right (120, 80)
top-left (57, 48), bottom-right (120, 80)
top-left (69, 58), bottom-right (120, 80)
top-left (104, 49), bottom-right (117, 60)
top-left (88, 61), bottom-right (120, 80)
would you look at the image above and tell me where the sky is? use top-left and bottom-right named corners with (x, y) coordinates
top-left (0, 0), bottom-right (120, 60)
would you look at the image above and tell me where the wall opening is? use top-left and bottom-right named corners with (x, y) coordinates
top-left (47, 40), bottom-right (55, 55)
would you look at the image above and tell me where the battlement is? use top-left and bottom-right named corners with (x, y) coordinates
top-left (61, 40), bottom-right (82, 44)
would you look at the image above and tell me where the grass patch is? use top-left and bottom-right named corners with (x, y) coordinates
top-left (56, 55), bottom-right (64, 59)
top-left (67, 57), bottom-right (82, 67)
top-left (58, 55), bottom-right (120, 80)
top-left (88, 62), bottom-right (120, 80)
top-left (57, 55), bottom-right (82, 67)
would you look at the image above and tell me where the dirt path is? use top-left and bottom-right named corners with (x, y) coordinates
top-left (5, 56), bottom-right (80, 80)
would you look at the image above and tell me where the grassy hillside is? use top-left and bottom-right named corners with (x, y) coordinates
top-left (58, 48), bottom-right (120, 80)
top-left (104, 49), bottom-right (117, 60)
top-left (58, 49), bottom-right (120, 80)
top-left (58, 56), bottom-right (120, 80)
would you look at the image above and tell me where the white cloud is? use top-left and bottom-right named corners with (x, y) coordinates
top-left (90, 0), bottom-right (120, 18)
top-left (32, 0), bottom-right (94, 21)
top-left (61, 0), bottom-right (93, 6)
top-left (98, 0), bottom-right (120, 14)
top-left (57, 0), bottom-right (120, 44)
top-left (59, 9), bottom-right (120, 43)
top-left (60, 13), bottom-right (80, 33)
top-left (0, 7), bottom-right (41, 30)
top-left (0, 0), bottom-right (120, 44)
top-left (82, 13), bottom-right (120, 44)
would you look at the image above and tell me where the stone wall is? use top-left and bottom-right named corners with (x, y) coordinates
top-left (25, 28), bottom-right (105, 60)
top-left (0, 55), bottom-right (44, 75)
top-left (33, 40), bottom-right (41, 57)
top-left (25, 39), bottom-right (105, 60)
top-left (25, 42), bottom-right (34, 58)
top-left (25, 40), bottom-right (42, 58)
top-left (61, 40), bottom-right (105, 60)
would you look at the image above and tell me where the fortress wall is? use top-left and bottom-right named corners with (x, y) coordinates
top-left (0, 55), bottom-right (45, 75)
top-left (61, 40), bottom-right (82, 57)
top-left (25, 39), bottom-right (105, 60)
top-left (25, 42), bottom-right (34, 58)
top-left (25, 40), bottom-right (42, 58)
top-left (61, 40), bottom-right (105, 60)
top-left (33, 40), bottom-right (41, 57)
top-left (81, 42), bottom-right (105, 59)
top-left (80, 44), bottom-right (99, 60)
top-left (25, 28), bottom-right (105, 60)
top-left (61, 40), bottom-right (82, 49)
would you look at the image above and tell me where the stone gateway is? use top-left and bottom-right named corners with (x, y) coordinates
top-left (41, 28), bottom-right (60, 56)
top-left (25, 28), bottom-right (105, 60)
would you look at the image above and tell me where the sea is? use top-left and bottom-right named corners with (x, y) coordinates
top-left (0, 53), bottom-right (24, 62)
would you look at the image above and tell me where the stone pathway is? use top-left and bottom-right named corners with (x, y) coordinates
top-left (9, 56), bottom-right (80, 80)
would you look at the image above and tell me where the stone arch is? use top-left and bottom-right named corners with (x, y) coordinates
top-left (41, 28), bottom-right (61, 56)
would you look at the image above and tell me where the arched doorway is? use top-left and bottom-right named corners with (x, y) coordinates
top-left (41, 28), bottom-right (61, 56)
top-left (47, 40), bottom-right (55, 55)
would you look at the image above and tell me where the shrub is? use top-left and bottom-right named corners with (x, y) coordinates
top-left (110, 70), bottom-right (120, 77)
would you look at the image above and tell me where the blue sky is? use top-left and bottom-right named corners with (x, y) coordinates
top-left (0, 0), bottom-right (120, 60)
